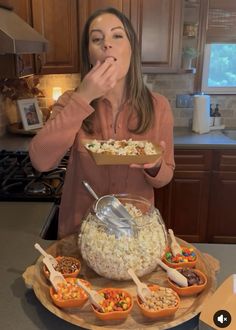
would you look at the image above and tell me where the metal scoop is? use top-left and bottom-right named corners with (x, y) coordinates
top-left (82, 181), bottom-right (135, 237)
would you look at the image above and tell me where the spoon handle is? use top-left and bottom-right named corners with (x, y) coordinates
top-left (156, 258), bottom-right (169, 272)
top-left (34, 243), bottom-right (58, 266)
top-left (82, 181), bottom-right (99, 200)
top-left (76, 279), bottom-right (103, 311)
top-left (128, 268), bottom-right (142, 287)
top-left (34, 243), bottom-right (48, 257)
top-left (169, 229), bottom-right (179, 245)
top-left (168, 229), bottom-right (182, 256)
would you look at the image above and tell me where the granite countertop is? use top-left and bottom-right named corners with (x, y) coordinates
top-left (0, 128), bottom-right (235, 152)
top-left (174, 127), bottom-right (236, 149)
top-left (0, 201), bottom-right (235, 330)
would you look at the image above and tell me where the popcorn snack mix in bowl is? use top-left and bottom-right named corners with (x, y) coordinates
top-left (91, 288), bottom-right (133, 320)
top-left (83, 138), bottom-right (162, 165)
top-left (49, 278), bottom-right (91, 308)
top-left (43, 256), bottom-right (81, 279)
top-left (167, 268), bottom-right (207, 296)
top-left (78, 194), bottom-right (167, 280)
top-left (163, 246), bottom-right (197, 268)
top-left (136, 284), bottom-right (180, 319)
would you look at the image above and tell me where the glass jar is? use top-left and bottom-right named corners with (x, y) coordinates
top-left (78, 194), bottom-right (167, 280)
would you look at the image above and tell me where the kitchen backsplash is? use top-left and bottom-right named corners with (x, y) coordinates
top-left (0, 73), bottom-right (236, 136)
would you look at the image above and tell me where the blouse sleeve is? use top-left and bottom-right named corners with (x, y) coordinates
top-left (144, 94), bottom-right (175, 188)
top-left (29, 90), bottom-right (94, 172)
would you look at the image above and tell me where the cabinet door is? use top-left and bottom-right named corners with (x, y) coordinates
top-left (130, 0), bottom-right (183, 73)
top-left (7, 0), bottom-right (35, 76)
top-left (155, 149), bottom-right (212, 243)
top-left (207, 150), bottom-right (236, 243)
top-left (78, 0), bottom-right (130, 41)
top-left (168, 171), bottom-right (210, 243)
top-left (154, 184), bottom-right (172, 229)
top-left (32, 0), bottom-right (78, 74)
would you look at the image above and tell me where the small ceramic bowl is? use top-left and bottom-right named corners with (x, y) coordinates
top-left (136, 284), bottom-right (180, 319)
top-left (43, 256), bottom-right (81, 279)
top-left (167, 268), bottom-right (207, 296)
top-left (49, 277), bottom-right (91, 308)
top-left (162, 246), bottom-right (197, 269)
top-left (91, 288), bottom-right (133, 321)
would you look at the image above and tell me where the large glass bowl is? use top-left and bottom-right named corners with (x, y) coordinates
top-left (78, 194), bottom-right (167, 280)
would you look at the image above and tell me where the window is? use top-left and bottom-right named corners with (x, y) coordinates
top-left (202, 44), bottom-right (236, 94)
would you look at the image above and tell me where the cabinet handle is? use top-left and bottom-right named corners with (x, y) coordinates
top-left (37, 54), bottom-right (42, 73)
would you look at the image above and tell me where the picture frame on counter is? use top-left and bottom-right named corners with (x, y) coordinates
top-left (17, 98), bottom-right (43, 131)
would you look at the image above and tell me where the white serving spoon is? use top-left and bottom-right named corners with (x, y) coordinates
top-left (128, 268), bottom-right (152, 302)
top-left (168, 229), bottom-right (183, 256)
top-left (34, 243), bottom-right (58, 267)
top-left (76, 279), bottom-right (104, 312)
top-left (42, 256), bottom-right (66, 292)
top-left (156, 258), bottom-right (188, 287)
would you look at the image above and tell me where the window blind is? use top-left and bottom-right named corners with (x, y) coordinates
top-left (206, 0), bottom-right (236, 43)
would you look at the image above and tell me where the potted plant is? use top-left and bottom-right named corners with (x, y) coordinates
top-left (0, 76), bottom-right (44, 125)
top-left (182, 46), bottom-right (198, 70)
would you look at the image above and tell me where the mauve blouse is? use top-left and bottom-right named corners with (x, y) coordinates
top-left (29, 91), bottom-right (175, 238)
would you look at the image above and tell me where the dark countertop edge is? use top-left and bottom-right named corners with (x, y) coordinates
top-left (0, 129), bottom-right (236, 151)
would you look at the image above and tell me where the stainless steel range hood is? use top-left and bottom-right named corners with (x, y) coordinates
top-left (0, 6), bottom-right (48, 54)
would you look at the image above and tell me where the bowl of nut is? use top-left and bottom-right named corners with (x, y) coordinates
top-left (91, 288), bottom-right (133, 320)
top-left (162, 246), bottom-right (197, 268)
top-left (49, 277), bottom-right (91, 308)
top-left (136, 284), bottom-right (180, 319)
top-left (43, 256), bottom-right (81, 279)
top-left (167, 268), bottom-right (207, 296)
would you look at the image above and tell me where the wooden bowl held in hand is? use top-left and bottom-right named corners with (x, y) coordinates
top-left (167, 268), bottom-right (207, 296)
top-left (43, 256), bottom-right (81, 279)
top-left (50, 277), bottom-right (91, 308)
top-left (162, 246), bottom-right (197, 269)
top-left (136, 284), bottom-right (180, 319)
top-left (91, 288), bottom-right (133, 321)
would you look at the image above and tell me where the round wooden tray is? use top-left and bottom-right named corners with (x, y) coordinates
top-left (23, 234), bottom-right (220, 330)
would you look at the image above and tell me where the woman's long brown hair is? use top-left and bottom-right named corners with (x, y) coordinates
top-left (80, 7), bottom-right (154, 134)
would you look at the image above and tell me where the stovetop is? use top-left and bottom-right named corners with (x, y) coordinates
top-left (0, 150), bottom-right (68, 202)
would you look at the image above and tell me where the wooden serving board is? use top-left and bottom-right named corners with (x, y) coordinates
top-left (23, 234), bottom-right (220, 330)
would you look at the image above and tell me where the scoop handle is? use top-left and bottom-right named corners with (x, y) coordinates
top-left (128, 268), bottom-right (142, 287)
top-left (34, 242), bottom-right (58, 266)
top-left (34, 243), bottom-right (48, 258)
top-left (82, 181), bottom-right (99, 200)
top-left (76, 279), bottom-right (103, 311)
top-left (156, 258), bottom-right (169, 272)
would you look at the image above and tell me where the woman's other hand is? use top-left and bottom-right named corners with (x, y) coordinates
top-left (76, 58), bottom-right (118, 104)
top-left (129, 141), bottom-right (166, 177)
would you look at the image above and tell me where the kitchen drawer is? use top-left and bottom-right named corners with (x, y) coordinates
top-left (213, 150), bottom-right (236, 172)
top-left (174, 149), bottom-right (212, 171)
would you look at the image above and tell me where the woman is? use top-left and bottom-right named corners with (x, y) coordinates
top-left (29, 7), bottom-right (175, 239)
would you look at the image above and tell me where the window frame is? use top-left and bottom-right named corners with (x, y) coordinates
top-left (201, 44), bottom-right (236, 94)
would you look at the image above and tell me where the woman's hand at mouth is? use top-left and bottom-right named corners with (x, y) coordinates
top-left (76, 59), bottom-right (118, 104)
top-left (129, 141), bottom-right (166, 177)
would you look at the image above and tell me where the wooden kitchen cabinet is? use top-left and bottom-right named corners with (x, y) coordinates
top-left (207, 150), bottom-right (236, 243)
top-left (0, 0), bottom-right (35, 77)
top-left (155, 149), bottom-right (212, 243)
top-left (130, 0), bottom-right (183, 73)
top-left (32, 0), bottom-right (79, 74)
top-left (78, 0), bottom-right (183, 73)
top-left (78, 0), bottom-right (130, 45)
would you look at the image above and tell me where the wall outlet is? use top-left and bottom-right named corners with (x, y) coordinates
top-left (176, 94), bottom-right (193, 108)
